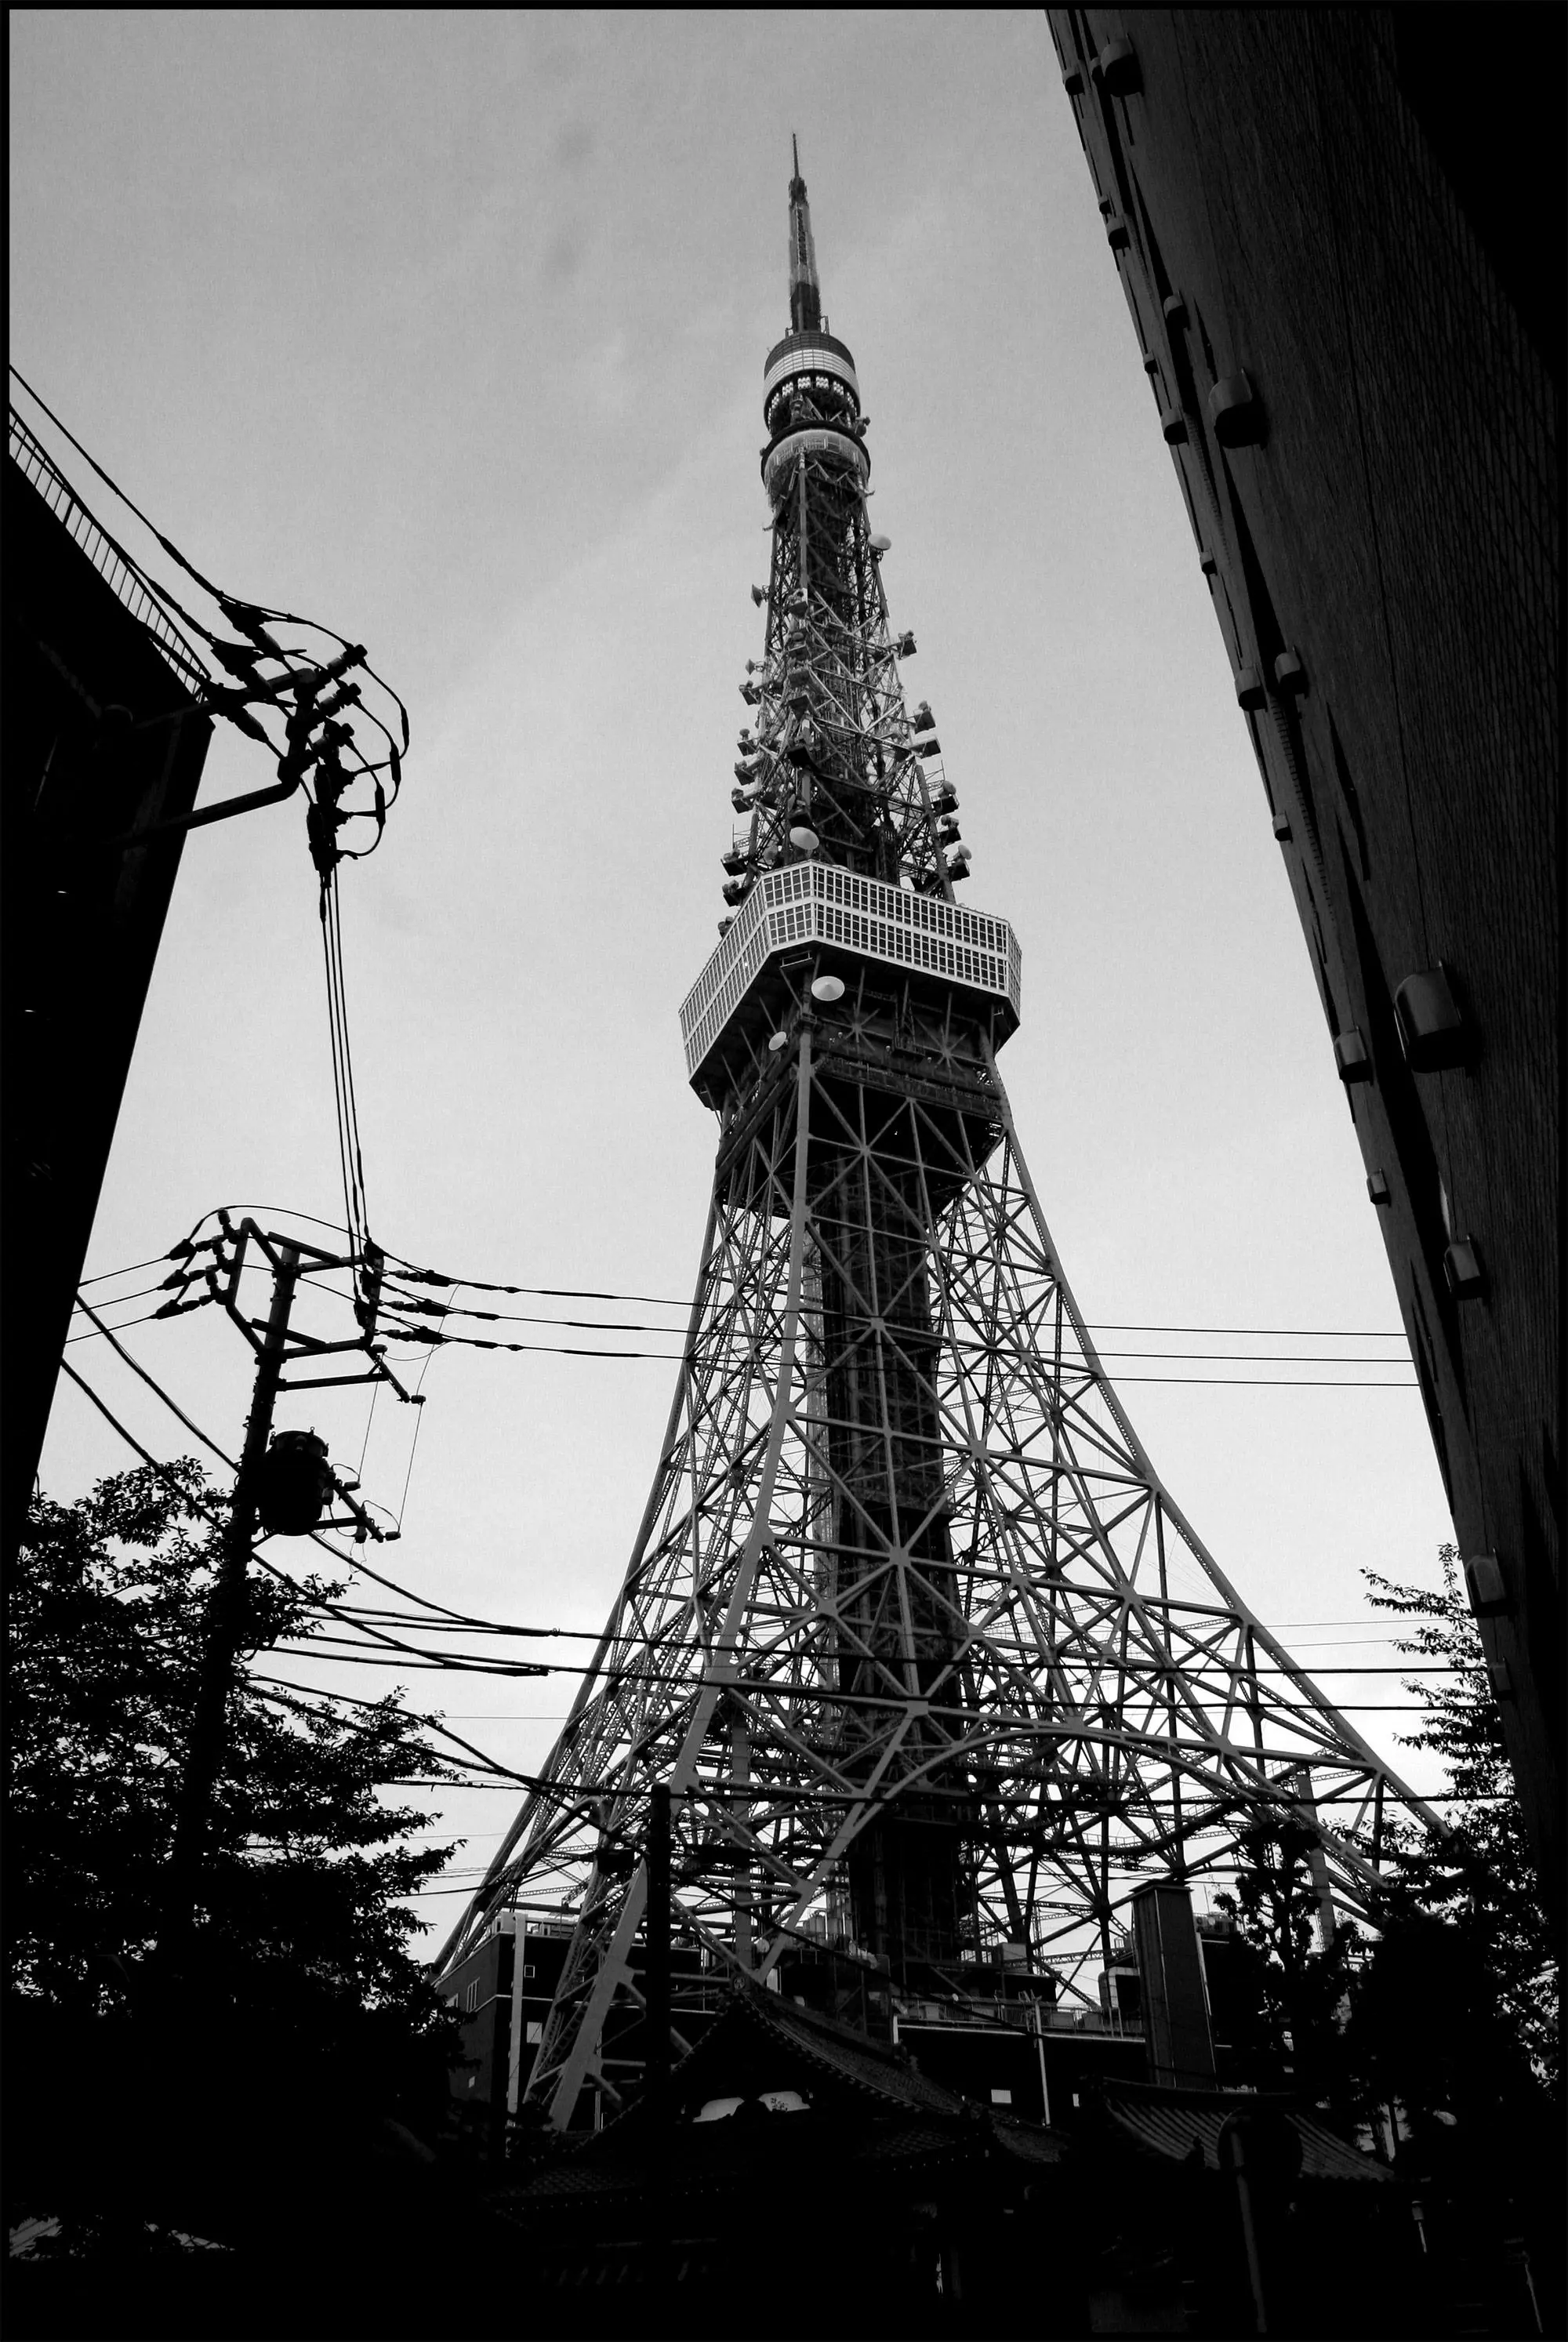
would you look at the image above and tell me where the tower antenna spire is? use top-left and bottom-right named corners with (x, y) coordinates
top-left (787, 134), bottom-right (822, 334)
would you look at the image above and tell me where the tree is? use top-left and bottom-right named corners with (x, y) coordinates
top-left (1214, 1552), bottom-right (1558, 2126)
top-left (1338, 1550), bottom-right (1561, 2332)
top-left (1211, 1811), bottom-right (1359, 2110)
top-left (5, 1461), bottom-right (466, 2246)
top-left (1356, 1546), bottom-right (1558, 2103)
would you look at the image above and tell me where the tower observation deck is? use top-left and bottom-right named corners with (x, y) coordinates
top-left (438, 150), bottom-right (1439, 2134)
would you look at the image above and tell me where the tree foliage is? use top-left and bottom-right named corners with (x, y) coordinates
top-left (1212, 1813), bottom-right (1359, 2109)
top-left (1352, 1547), bottom-right (1558, 2107)
top-left (6, 1462), bottom-right (466, 2234)
top-left (1214, 1547), bottom-right (1557, 2141)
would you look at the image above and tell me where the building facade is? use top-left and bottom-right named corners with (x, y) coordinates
top-left (4, 414), bottom-right (213, 1555)
top-left (441, 1914), bottom-right (576, 2130)
top-left (1045, 6), bottom-right (1562, 1910)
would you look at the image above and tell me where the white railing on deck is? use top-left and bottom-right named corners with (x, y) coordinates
top-left (680, 859), bottom-right (1022, 1078)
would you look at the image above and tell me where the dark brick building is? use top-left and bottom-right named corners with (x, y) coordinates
top-left (1044, 7), bottom-right (1561, 1911)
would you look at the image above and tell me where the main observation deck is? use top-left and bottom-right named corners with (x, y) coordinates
top-left (680, 860), bottom-right (1022, 1103)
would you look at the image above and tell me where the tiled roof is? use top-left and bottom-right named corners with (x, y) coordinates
top-left (500, 2105), bottom-right (1060, 2214)
top-left (1100, 2082), bottom-right (1395, 2186)
top-left (719, 1986), bottom-right (968, 2115)
top-left (850, 2119), bottom-right (973, 2167)
top-left (495, 1987), bottom-right (1074, 2215)
top-left (990, 2113), bottom-right (1072, 2166)
top-left (587, 1982), bottom-right (971, 2137)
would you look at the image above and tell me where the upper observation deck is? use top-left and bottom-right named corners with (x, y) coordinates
top-left (680, 860), bottom-right (1022, 1102)
top-left (764, 330), bottom-right (861, 416)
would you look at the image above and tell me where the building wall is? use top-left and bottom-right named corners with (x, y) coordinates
top-left (441, 1918), bottom-right (574, 2124)
top-left (896, 2018), bottom-right (1054, 2123)
top-left (1044, 6), bottom-right (1561, 1908)
top-left (441, 1922), bottom-right (514, 2118)
top-left (3, 446), bottom-right (212, 1552)
top-left (511, 1923), bottom-right (571, 2108)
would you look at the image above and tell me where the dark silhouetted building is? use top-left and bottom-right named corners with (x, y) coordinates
top-left (4, 413), bottom-right (212, 1552)
top-left (490, 1975), bottom-right (1418, 2337)
top-left (1046, 6), bottom-right (1562, 1910)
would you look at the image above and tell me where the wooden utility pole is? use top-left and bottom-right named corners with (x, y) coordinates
top-left (162, 1240), bottom-right (300, 1960)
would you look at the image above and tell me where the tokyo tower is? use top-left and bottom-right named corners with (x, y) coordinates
top-left (439, 148), bottom-right (1438, 2130)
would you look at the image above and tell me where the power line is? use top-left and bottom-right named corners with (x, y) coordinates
top-left (250, 1673), bottom-right (548, 1784)
top-left (373, 1291), bottom-right (1407, 1364)
top-left (71, 1298), bottom-right (1415, 1378)
top-left (269, 1632), bottom-right (1466, 1685)
top-left (152, 1203), bottom-right (1412, 1341)
top-left (273, 1640), bottom-right (553, 1679)
top-left (390, 1324), bottom-right (441, 1530)
top-left (69, 1280), bottom-right (171, 1313)
top-left (71, 1295), bottom-right (238, 1465)
top-left (319, 866), bottom-right (376, 1312)
top-left (390, 1269), bottom-right (1407, 1342)
top-left (371, 1326), bottom-right (1425, 1382)
top-left (52, 1363), bottom-right (489, 1690)
top-left (78, 1252), bottom-right (183, 1288)
top-left (1106, 1376), bottom-right (1414, 1388)
top-left (42, 1368), bottom-right (532, 1800)
top-left (53, 1329), bottom-right (1463, 1696)
top-left (53, 1309), bottom-right (557, 1639)
top-left (380, 1292), bottom-right (1409, 1353)
top-left (11, 369), bottom-right (408, 844)
top-left (64, 1308), bottom-right (188, 1346)
top-left (383, 1286), bottom-right (1406, 1343)
top-left (107, 1210), bottom-right (1416, 1389)
top-left (57, 1362), bottom-right (237, 1533)
top-left (183, 1204), bottom-right (368, 1247)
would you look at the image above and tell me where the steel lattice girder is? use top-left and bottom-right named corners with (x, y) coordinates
top-left (434, 174), bottom-right (1437, 2125)
top-left (438, 1015), bottom-right (1439, 2128)
top-left (739, 435), bottom-right (947, 899)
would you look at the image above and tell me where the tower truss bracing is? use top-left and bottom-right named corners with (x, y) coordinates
top-left (438, 152), bottom-right (1440, 2130)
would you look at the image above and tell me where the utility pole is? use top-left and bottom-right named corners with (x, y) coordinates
top-left (1219, 2115), bottom-right (1270, 2337)
top-left (162, 1241), bottom-right (300, 1968)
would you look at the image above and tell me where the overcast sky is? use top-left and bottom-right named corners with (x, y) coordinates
top-left (12, 10), bottom-right (1454, 1942)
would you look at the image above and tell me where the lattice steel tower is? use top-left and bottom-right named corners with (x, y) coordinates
top-left (440, 150), bottom-right (1437, 2129)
